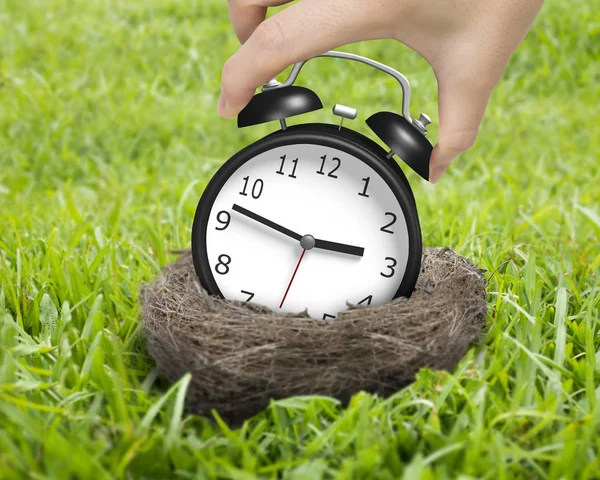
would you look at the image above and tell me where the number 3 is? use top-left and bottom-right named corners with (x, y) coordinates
top-left (380, 257), bottom-right (397, 278)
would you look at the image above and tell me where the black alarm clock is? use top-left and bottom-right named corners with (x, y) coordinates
top-left (191, 51), bottom-right (433, 320)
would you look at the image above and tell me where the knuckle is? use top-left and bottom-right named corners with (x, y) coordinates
top-left (221, 56), bottom-right (254, 106)
top-left (220, 59), bottom-right (239, 96)
top-left (443, 128), bottom-right (478, 154)
top-left (221, 59), bottom-right (235, 87)
top-left (253, 18), bottom-right (287, 54)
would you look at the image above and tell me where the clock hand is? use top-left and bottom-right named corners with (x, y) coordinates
top-left (232, 204), bottom-right (301, 241)
top-left (313, 238), bottom-right (365, 257)
top-left (279, 249), bottom-right (307, 308)
top-left (232, 204), bottom-right (364, 257)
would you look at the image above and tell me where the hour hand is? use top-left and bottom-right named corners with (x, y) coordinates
top-left (314, 238), bottom-right (364, 257)
top-left (232, 204), bottom-right (301, 241)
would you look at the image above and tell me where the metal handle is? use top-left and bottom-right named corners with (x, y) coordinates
top-left (261, 50), bottom-right (424, 131)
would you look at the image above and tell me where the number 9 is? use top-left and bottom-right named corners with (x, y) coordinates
top-left (215, 210), bottom-right (231, 231)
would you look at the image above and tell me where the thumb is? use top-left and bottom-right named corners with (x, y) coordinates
top-left (218, 0), bottom-right (388, 119)
top-left (428, 71), bottom-right (494, 183)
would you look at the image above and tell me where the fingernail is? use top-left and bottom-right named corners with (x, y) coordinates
top-left (217, 93), bottom-right (234, 119)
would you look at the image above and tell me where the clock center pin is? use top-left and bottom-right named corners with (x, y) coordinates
top-left (300, 234), bottom-right (316, 250)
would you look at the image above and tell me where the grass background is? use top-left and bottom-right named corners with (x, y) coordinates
top-left (1, 0), bottom-right (599, 478)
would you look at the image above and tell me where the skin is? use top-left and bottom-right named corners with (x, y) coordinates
top-left (217, 0), bottom-right (545, 183)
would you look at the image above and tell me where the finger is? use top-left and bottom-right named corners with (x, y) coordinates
top-left (219, 0), bottom-right (389, 118)
top-left (428, 65), bottom-right (496, 183)
top-left (227, 1), bottom-right (267, 44)
top-left (227, 0), bottom-right (292, 44)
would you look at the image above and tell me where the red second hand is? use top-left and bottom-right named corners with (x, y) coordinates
top-left (279, 249), bottom-right (307, 309)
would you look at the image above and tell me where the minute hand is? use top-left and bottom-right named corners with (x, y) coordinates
top-left (232, 204), bottom-right (301, 241)
top-left (313, 238), bottom-right (365, 257)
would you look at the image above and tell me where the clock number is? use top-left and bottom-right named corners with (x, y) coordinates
top-left (323, 313), bottom-right (336, 320)
top-left (380, 212), bottom-right (397, 234)
top-left (241, 290), bottom-right (255, 302)
top-left (276, 155), bottom-right (298, 178)
top-left (380, 257), bottom-right (397, 278)
top-left (240, 176), bottom-right (264, 199)
top-left (358, 177), bottom-right (370, 197)
top-left (316, 155), bottom-right (341, 178)
top-left (215, 211), bottom-right (231, 231)
top-left (215, 254), bottom-right (231, 275)
top-left (358, 295), bottom-right (373, 306)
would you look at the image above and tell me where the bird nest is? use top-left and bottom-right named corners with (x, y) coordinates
top-left (140, 248), bottom-right (487, 425)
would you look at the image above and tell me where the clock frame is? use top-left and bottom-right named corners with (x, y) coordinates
top-left (191, 123), bottom-right (423, 304)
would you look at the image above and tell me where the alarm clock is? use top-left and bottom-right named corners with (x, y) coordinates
top-left (191, 51), bottom-right (433, 320)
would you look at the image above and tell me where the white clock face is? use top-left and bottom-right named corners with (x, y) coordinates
top-left (203, 142), bottom-right (412, 319)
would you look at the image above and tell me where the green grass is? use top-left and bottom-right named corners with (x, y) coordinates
top-left (1, 0), bottom-right (599, 478)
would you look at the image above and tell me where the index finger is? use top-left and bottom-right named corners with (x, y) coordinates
top-left (218, 0), bottom-right (388, 118)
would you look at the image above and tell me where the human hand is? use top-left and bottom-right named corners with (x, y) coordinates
top-left (218, 0), bottom-right (544, 183)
